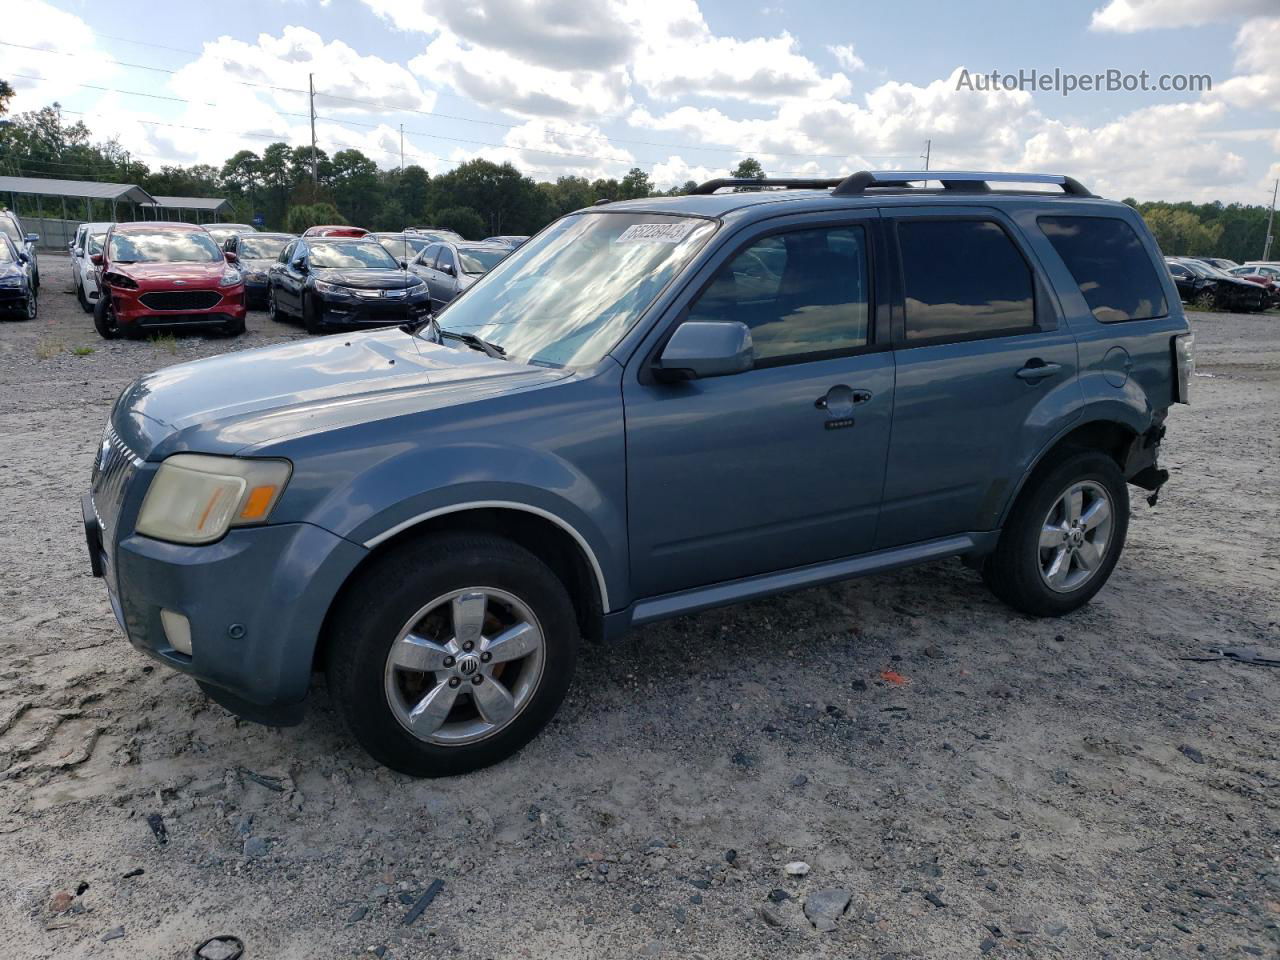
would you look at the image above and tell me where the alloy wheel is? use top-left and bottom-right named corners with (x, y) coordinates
top-left (383, 587), bottom-right (546, 746)
top-left (1038, 480), bottom-right (1114, 593)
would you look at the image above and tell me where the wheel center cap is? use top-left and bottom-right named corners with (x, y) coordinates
top-left (455, 653), bottom-right (481, 677)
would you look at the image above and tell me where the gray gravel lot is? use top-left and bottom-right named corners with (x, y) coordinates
top-left (1, 253), bottom-right (1277, 959)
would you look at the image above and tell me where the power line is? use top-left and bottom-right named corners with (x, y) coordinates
top-left (1, 39), bottom-right (916, 163)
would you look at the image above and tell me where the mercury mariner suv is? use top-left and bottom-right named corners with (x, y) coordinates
top-left (83, 171), bottom-right (1192, 776)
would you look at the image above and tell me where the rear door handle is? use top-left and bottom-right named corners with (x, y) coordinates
top-left (1015, 359), bottom-right (1062, 382)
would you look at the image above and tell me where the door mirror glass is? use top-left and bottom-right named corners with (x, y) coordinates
top-left (90, 253), bottom-right (103, 266)
top-left (440, 262), bottom-right (455, 277)
top-left (656, 321), bottom-right (754, 381)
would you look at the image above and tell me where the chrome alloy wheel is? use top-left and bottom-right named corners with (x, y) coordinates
top-left (1038, 480), bottom-right (1114, 593)
top-left (383, 588), bottom-right (546, 746)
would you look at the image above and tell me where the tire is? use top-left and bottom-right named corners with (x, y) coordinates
top-left (983, 450), bottom-right (1129, 617)
top-left (267, 286), bottom-right (281, 323)
top-left (325, 532), bottom-right (581, 777)
top-left (22, 290), bottom-right (37, 321)
top-left (93, 294), bottom-right (120, 339)
top-left (1193, 290), bottom-right (1215, 310)
top-left (302, 292), bottom-right (322, 334)
top-left (76, 280), bottom-right (91, 313)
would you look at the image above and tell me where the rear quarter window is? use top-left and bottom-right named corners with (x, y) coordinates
top-left (1038, 216), bottom-right (1168, 323)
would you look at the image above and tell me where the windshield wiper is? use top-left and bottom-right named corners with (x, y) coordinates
top-left (442, 329), bottom-right (506, 359)
top-left (400, 316), bottom-right (506, 359)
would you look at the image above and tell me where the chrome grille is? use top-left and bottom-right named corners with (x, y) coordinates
top-left (90, 423), bottom-right (142, 553)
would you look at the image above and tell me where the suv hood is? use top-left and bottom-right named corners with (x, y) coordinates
top-left (314, 268), bottom-right (420, 290)
top-left (114, 327), bottom-right (565, 458)
top-left (112, 261), bottom-right (226, 286)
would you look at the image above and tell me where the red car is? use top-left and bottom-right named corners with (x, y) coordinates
top-left (1226, 267), bottom-right (1280, 307)
top-left (92, 222), bottom-right (246, 339)
top-left (302, 225), bottom-right (368, 238)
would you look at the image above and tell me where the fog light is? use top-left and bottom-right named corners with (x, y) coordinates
top-left (160, 609), bottom-right (192, 656)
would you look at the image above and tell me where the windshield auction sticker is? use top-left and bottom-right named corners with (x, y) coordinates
top-left (615, 222), bottom-right (697, 244)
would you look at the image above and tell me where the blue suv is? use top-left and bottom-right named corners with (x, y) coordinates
top-left (83, 171), bottom-right (1193, 776)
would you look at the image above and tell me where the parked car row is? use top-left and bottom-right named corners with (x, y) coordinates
top-left (1165, 257), bottom-right (1274, 311)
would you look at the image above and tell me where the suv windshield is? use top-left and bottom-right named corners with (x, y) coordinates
top-left (310, 240), bottom-right (399, 269)
top-left (87, 232), bottom-right (106, 256)
top-left (238, 236), bottom-right (290, 260)
top-left (109, 230), bottom-right (222, 263)
top-left (437, 213), bottom-right (715, 367)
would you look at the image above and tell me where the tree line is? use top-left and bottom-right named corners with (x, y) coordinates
top-left (0, 95), bottom-right (1272, 261)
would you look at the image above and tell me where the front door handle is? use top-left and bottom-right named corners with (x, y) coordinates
top-left (1015, 359), bottom-right (1062, 382)
top-left (814, 386), bottom-right (873, 410)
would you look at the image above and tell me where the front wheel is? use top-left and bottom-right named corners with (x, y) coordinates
top-left (93, 294), bottom-right (120, 339)
top-left (325, 533), bottom-right (580, 777)
top-left (267, 286), bottom-right (281, 323)
top-left (984, 450), bottom-right (1129, 617)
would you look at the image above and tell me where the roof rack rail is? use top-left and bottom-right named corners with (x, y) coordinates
top-left (832, 170), bottom-right (1092, 197)
top-left (689, 177), bottom-right (844, 195)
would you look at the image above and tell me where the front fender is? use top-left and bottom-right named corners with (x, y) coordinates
top-left (261, 369), bottom-right (629, 611)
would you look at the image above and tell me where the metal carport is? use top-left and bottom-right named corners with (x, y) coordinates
top-left (0, 176), bottom-right (158, 249)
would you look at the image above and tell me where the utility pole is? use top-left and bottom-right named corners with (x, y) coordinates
top-left (1263, 179), bottom-right (1277, 262)
top-left (308, 73), bottom-right (318, 192)
top-left (922, 139), bottom-right (931, 171)
top-left (399, 123), bottom-right (405, 172)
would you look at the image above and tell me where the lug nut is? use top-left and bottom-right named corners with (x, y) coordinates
top-left (448, 677), bottom-right (461, 688)
top-left (480, 652), bottom-right (492, 663)
top-left (471, 675), bottom-right (483, 685)
top-left (443, 656), bottom-right (455, 668)
top-left (462, 640), bottom-right (475, 652)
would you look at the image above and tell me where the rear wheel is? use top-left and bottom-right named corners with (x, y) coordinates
top-left (93, 294), bottom-right (120, 339)
top-left (267, 286), bottom-right (281, 323)
top-left (984, 450), bottom-right (1129, 617)
top-left (325, 532), bottom-right (580, 777)
top-left (76, 280), bottom-right (90, 312)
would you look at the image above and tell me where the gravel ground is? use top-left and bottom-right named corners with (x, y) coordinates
top-left (1, 253), bottom-right (1277, 960)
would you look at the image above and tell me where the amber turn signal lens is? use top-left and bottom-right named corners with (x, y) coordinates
top-left (239, 484), bottom-right (279, 521)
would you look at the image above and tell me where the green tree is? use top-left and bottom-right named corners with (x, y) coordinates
top-left (619, 167), bottom-right (653, 199)
top-left (731, 157), bottom-right (765, 180)
top-left (429, 159), bottom-right (545, 235)
top-left (329, 149), bottom-right (381, 226)
top-left (1137, 205), bottom-right (1223, 257)
top-left (0, 80), bottom-right (14, 116)
top-left (395, 165), bottom-right (431, 222)
top-left (285, 202), bottom-right (346, 234)
top-left (433, 205), bottom-right (486, 239)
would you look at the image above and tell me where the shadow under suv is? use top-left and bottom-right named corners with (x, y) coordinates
top-left (83, 171), bottom-right (1192, 776)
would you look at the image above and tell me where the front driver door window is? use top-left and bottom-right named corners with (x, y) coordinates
top-left (622, 219), bottom-right (895, 598)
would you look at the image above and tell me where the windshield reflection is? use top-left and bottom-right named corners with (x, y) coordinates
top-left (438, 213), bottom-right (715, 368)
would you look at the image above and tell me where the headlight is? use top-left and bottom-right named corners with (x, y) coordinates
top-left (136, 454), bottom-right (292, 545)
top-left (218, 268), bottom-right (242, 287)
top-left (312, 278), bottom-right (354, 297)
top-left (0, 276), bottom-right (22, 288)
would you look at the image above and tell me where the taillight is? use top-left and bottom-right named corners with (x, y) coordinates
top-left (1173, 333), bottom-right (1194, 404)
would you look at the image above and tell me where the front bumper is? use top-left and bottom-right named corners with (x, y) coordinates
top-left (243, 277), bottom-right (269, 307)
top-left (82, 495), bottom-right (367, 723)
top-left (315, 292), bottom-right (432, 329)
top-left (111, 285), bottom-right (247, 329)
top-left (0, 287), bottom-right (30, 312)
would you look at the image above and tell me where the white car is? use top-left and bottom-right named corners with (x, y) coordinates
top-left (69, 222), bottom-right (112, 313)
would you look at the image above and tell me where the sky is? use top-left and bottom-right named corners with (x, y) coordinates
top-left (6, 0), bottom-right (1279, 205)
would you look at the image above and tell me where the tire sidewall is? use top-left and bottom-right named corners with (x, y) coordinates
top-left (327, 535), bottom-right (580, 777)
top-left (93, 294), bottom-right (119, 339)
top-left (993, 451), bottom-right (1130, 617)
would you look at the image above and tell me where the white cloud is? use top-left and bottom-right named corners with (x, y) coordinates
top-left (1210, 16), bottom-right (1280, 110)
top-left (828, 44), bottom-right (866, 72)
top-left (1089, 0), bottom-right (1273, 32)
top-left (6, 0), bottom-right (113, 112)
top-left (650, 155), bottom-right (719, 189)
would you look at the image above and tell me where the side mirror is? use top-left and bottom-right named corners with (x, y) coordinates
top-left (17, 252), bottom-right (29, 263)
top-left (224, 250), bottom-right (238, 263)
top-left (25, 233), bottom-right (39, 244)
top-left (441, 263), bottom-right (455, 277)
top-left (293, 259), bottom-right (308, 273)
top-left (90, 253), bottom-right (103, 266)
top-left (655, 321), bottom-right (754, 381)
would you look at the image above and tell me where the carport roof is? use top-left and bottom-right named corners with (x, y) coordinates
top-left (0, 175), bottom-right (156, 205)
top-left (152, 195), bottom-right (232, 212)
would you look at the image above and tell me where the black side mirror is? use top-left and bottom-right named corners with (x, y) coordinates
top-left (292, 259), bottom-right (308, 273)
top-left (441, 263), bottom-right (455, 277)
top-left (654, 321), bottom-right (754, 381)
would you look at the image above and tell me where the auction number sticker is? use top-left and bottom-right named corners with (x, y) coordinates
top-left (615, 222), bottom-right (697, 244)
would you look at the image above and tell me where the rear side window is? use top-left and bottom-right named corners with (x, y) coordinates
top-left (1039, 216), bottom-right (1168, 323)
top-left (897, 220), bottom-right (1035, 342)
